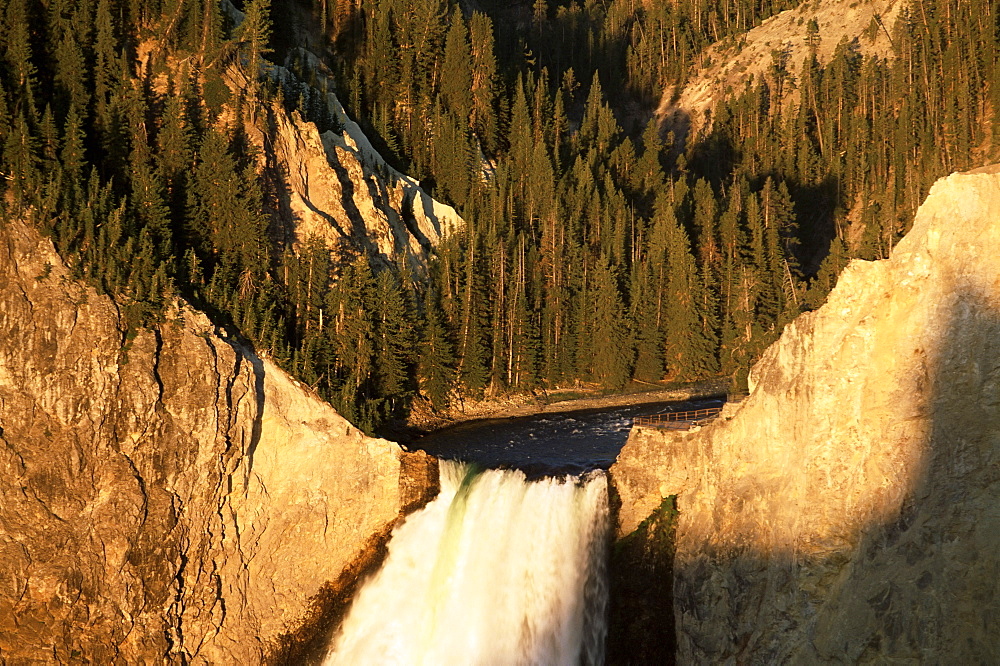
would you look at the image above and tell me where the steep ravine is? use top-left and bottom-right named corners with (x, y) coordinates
top-left (610, 167), bottom-right (1000, 662)
top-left (0, 219), bottom-right (438, 663)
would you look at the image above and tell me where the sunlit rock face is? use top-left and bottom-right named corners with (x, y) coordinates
top-left (0, 220), bottom-right (437, 663)
top-left (611, 168), bottom-right (1000, 663)
top-left (264, 91), bottom-right (462, 275)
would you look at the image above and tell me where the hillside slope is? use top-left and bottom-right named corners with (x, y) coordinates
top-left (611, 166), bottom-right (1000, 662)
top-left (0, 219), bottom-right (437, 662)
top-left (660, 0), bottom-right (904, 141)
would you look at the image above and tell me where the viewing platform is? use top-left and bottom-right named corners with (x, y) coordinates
top-left (633, 406), bottom-right (723, 430)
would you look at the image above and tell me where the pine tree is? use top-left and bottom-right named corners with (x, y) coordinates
top-left (441, 8), bottom-right (473, 124)
top-left (636, 118), bottom-right (665, 203)
top-left (5, 112), bottom-right (38, 206)
top-left (507, 78), bottom-right (533, 182)
top-left (630, 260), bottom-right (664, 383)
top-left (239, 0), bottom-right (273, 85)
top-left (578, 71), bottom-right (604, 148)
top-left (371, 269), bottom-right (416, 402)
top-left (587, 259), bottom-right (633, 388)
top-left (156, 90), bottom-right (194, 225)
top-left (418, 291), bottom-right (455, 410)
top-left (3, 0), bottom-right (39, 119)
top-left (128, 118), bottom-right (174, 260)
top-left (469, 12), bottom-right (498, 153)
top-left (431, 104), bottom-right (473, 209)
top-left (190, 127), bottom-right (241, 261)
top-left (60, 105), bottom-right (87, 198)
top-left (457, 232), bottom-right (490, 397)
top-left (650, 192), bottom-right (716, 379)
top-left (326, 256), bottom-right (375, 419)
top-left (93, 0), bottom-right (121, 128)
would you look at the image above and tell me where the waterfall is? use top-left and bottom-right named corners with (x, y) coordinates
top-left (325, 461), bottom-right (610, 665)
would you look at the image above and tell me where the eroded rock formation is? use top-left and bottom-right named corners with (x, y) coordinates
top-left (611, 168), bottom-right (1000, 662)
top-left (265, 98), bottom-right (462, 274)
top-left (221, 8), bottom-right (463, 276)
top-left (253, 49), bottom-right (462, 276)
top-left (0, 220), bottom-right (438, 663)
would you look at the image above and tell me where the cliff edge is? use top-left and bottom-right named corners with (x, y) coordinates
top-left (611, 168), bottom-right (1000, 662)
top-left (0, 219), bottom-right (437, 663)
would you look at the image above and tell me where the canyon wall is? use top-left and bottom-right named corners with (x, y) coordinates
top-left (0, 220), bottom-right (437, 663)
top-left (611, 168), bottom-right (1000, 662)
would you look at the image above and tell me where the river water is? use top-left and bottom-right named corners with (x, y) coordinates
top-left (411, 397), bottom-right (725, 476)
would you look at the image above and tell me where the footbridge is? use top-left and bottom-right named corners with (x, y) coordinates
top-left (633, 406), bottom-right (723, 430)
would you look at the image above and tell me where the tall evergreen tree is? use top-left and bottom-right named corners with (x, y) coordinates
top-left (418, 290), bottom-right (456, 410)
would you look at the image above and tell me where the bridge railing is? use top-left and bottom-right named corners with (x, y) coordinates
top-left (633, 406), bottom-right (723, 430)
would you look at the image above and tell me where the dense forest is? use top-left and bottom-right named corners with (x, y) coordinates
top-left (0, 0), bottom-right (996, 433)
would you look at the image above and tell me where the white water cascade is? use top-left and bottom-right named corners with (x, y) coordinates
top-left (325, 461), bottom-right (610, 665)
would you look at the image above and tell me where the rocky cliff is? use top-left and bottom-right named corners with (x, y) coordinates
top-left (264, 88), bottom-right (463, 275)
top-left (611, 167), bottom-right (1000, 662)
top-left (251, 46), bottom-right (462, 276)
top-left (224, 5), bottom-right (463, 276)
top-left (0, 219), bottom-right (438, 663)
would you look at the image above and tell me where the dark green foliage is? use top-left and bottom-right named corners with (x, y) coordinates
top-left (418, 291), bottom-right (455, 410)
top-left (584, 259), bottom-right (633, 389)
top-left (371, 270), bottom-right (416, 400)
top-left (3, 0), bottom-right (996, 434)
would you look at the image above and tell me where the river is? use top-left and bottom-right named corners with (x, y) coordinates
top-left (410, 397), bottom-right (725, 476)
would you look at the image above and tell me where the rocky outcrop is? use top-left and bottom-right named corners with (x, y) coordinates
top-left (257, 50), bottom-right (462, 276)
top-left (0, 220), bottom-right (438, 663)
top-left (266, 101), bottom-right (462, 275)
top-left (611, 168), bottom-right (1000, 662)
top-left (222, 6), bottom-right (462, 276)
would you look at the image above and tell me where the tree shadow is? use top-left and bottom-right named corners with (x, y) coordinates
top-left (786, 283), bottom-right (1000, 662)
top-left (785, 173), bottom-right (841, 274)
top-left (262, 104), bottom-right (300, 248)
top-left (658, 107), bottom-right (692, 164)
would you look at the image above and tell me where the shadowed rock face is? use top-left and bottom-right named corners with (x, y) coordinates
top-left (611, 169), bottom-right (1000, 663)
top-left (0, 220), bottom-right (438, 663)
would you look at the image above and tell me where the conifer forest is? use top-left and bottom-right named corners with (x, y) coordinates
top-left (0, 0), bottom-right (996, 432)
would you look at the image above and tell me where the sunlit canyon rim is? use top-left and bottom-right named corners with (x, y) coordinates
top-left (610, 167), bottom-right (1000, 662)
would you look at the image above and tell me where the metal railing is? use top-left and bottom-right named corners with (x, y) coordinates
top-left (633, 406), bottom-right (723, 430)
